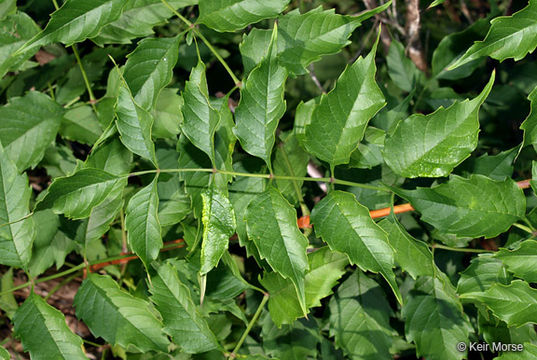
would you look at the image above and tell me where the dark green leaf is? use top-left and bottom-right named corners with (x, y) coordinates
top-left (384, 72), bottom-right (495, 178)
top-left (494, 240), bottom-right (537, 283)
top-left (303, 34), bottom-right (385, 167)
top-left (246, 187), bottom-right (309, 314)
top-left (74, 273), bottom-right (170, 352)
top-left (234, 25), bottom-right (287, 169)
top-left (393, 175), bottom-right (526, 238)
top-left (150, 261), bottom-right (221, 354)
top-left (14, 293), bottom-right (86, 360)
top-left (197, 0), bottom-right (290, 32)
top-left (125, 175), bottom-right (162, 267)
top-left (0, 91), bottom-right (63, 171)
top-left (311, 191), bottom-right (401, 303)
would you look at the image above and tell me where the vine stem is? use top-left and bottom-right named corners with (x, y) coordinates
top-left (430, 243), bottom-right (493, 253)
top-left (127, 168), bottom-right (390, 192)
top-left (230, 293), bottom-right (270, 357)
top-left (160, 0), bottom-right (241, 86)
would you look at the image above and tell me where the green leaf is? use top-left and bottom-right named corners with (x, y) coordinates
top-left (92, 0), bottom-right (197, 45)
top-left (36, 168), bottom-right (127, 220)
top-left (273, 132), bottom-right (309, 205)
top-left (61, 105), bottom-right (103, 145)
top-left (234, 24), bottom-right (287, 169)
top-left (456, 255), bottom-right (510, 296)
top-left (0, 0), bottom-right (16, 20)
top-left (384, 72), bottom-right (495, 178)
top-left (0, 91), bottom-right (63, 171)
top-left (115, 82), bottom-right (157, 164)
top-left (16, 0), bottom-right (126, 53)
top-left (349, 126), bottom-right (386, 169)
top-left (13, 293), bottom-right (86, 360)
top-left (200, 185), bottom-right (236, 275)
top-left (393, 175), bottom-right (526, 238)
top-left (495, 343), bottom-right (537, 359)
top-left (28, 210), bottom-right (75, 277)
top-left (431, 16), bottom-right (490, 80)
top-left (157, 176), bottom-right (191, 226)
top-left (0, 12), bottom-right (39, 78)
top-left (521, 85), bottom-right (537, 148)
top-left (181, 61), bottom-right (220, 165)
top-left (0, 145), bottom-right (34, 269)
top-left (85, 137), bottom-right (133, 175)
top-left (152, 88), bottom-right (184, 139)
top-left (273, 3), bottom-right (390, 75)
top-left (0, 268), bottom-right (18, 318)
top-left (386, 40), bottom-right (423, 92)
top-left (150, 261), bottom-right (221, 354)
top-left (259, 247), bottom-right (348, 326)
top-left (329, 271), bottom-right (395, 360)
top-left (0, 346), bottom-right (8, 360)
top-left (124, 35), bottom-right (181, 110)
top-left (428, 0), bottom-right (445, 8)
top-left (303, 34), bottom-right (385, 167)
top-left (246, 187), bottom-right (309, 314)
top-left (197, 0), bottom-right (290, 32)
top-left (460, 280), bottom-right (537, 327)
top-left (457, 147), bottom-right (517, 181)
top-left (125, 175), bottom-right (162, 268)
top-left (80, 191), bottom-right (123, 256)
top-left (404, 276), bottom-right (471, 360)
top-left (74, 273), bottom-right (170, 352)
top-left (378, 216), bottom-right (434, 279)
top-left (449, 1), bottom-right (537, 69)
top-left (311, 191), bottom-right (401, 303)
top-left (494, 240), bottom-right (537, 283)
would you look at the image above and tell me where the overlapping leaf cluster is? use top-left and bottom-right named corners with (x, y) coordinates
top-left (1, 0), bottom-right (537, 359)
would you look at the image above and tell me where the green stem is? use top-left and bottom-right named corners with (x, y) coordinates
top-left (230, 293), bottom-right (269, 357)
top-left (51, 0), bottom-right (97, 114)
top-left (160, 0), bottom-right (241, 86)
top-left (513, 222), bottom-right (535, 235)
top-left (430, 243), bottom-right (493, 253)
top-left (44, 272), bottom-right (80, 300)
top-left (127, 168), bottom-right (390, 192)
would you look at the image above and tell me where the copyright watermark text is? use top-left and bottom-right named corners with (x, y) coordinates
top-left (457, 342), bottom-right (524, 353)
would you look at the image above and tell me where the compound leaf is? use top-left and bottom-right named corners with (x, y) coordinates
top-left (494, 240), bottom-right (537, 283)
top-left (17, 0), bottom-right (126, 53)
top-left (0, 145), bottom-right (34, 269)
top-left (115, 82), bottom-right (157, 165)
top-left (13, 293), bottom-right (86, 360)
top-left (0, 91), bottom-right (63, 171)
top-left (92, 0), bottom-right (197, 45)
top-left (197, 0), bottom-right (290, 32)
top-left (124, 35), bottom-right (181, 110)
top-left (384, 72), bottom-right (494, 178)
top-left (36, 168), bottom-right (127, 220)
top-left (125, 175), bottom-right (162, 268)
top-left (246, 187), bottom-right (309, 314)
top-left (329, 271), bottom-right (395, 360)
top-left (234, 25), bottom-right (287, 169)
top-left (74, 273), bottom-right (170, 352)
top-left (460, 280), bottom-right (537, 327)
top-left (200, 185), bottom-right (236, 275)
top-left (378, 216), bottom-right (434, 279)
top-left (393, 175), bottom-right (526, 238)
top-left (180, 61), bottom-right (220, 165)
top-left (449, 0), bottom-right (537, 69)
top-left (404, 276), bottom-right (471, 360)
top-left (150, 261), bottom-right (221, 353)
top-left (311, 191), bottom-right (401, 303)
top-left (259, 247), bottom-right (348, 326)
top-left (303, 34), bottom-right (385, 167)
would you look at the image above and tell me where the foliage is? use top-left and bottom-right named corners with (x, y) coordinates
top-left (1, 0), bottom-right (537, 359)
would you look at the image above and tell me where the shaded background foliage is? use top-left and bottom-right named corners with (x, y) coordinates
top-left (1, 0), bottom-right (537, 359)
